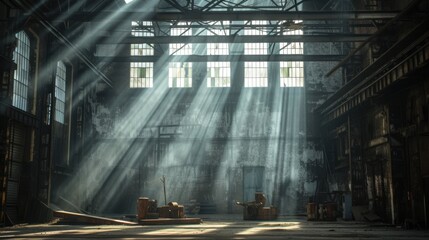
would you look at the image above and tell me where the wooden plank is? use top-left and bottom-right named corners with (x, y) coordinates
top-left (139, 218), bottom-right (202, 225)
top-left (53, 210), bottom-right (137, 225)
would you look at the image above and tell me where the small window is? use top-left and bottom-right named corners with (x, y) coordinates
top-left (130, 62), bottom-right (153, 88)
top-left (207, 21), bottom-right (229, 55)
top-left (244, 62), bottom-right (268, 88)
top-left (12, 31), bottom-right (31, 111)
top-left (207, 62), bottom-right (230, 87)
top-left (54, 61), bottom-right (67, 124)
top-left (131, 21), bottom-right (154, 55)
top-left (280, 61), bottom-right (304, 87)
top-left (169, 62), bottom-right (192, 88)
top-left (170, 22), bottom-right (192, 55)
top-left (244, 21), bottom-right (267, 55)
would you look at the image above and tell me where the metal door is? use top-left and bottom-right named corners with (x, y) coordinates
top-left (368, 160), bottom-right (386, 219)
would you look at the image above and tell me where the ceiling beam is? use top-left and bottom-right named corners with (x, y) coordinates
top-left (48, 10), bottom-right (401, 22)
top-left (97, 34), bottom-right (371, 44)
top-left (96, 54), bottom-right (347, 62)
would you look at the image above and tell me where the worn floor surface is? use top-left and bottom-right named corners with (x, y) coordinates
top-left (1, 215), bottom-right (428, 239)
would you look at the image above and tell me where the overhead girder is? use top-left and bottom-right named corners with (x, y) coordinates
top-left (97, 34), bottom-right (372, 44)
top-left (155, 0), bottom-right (306, 11)
top-left (96, 54), bottom-right (347, 62)
top-left (157, 23), bottom-right (375, 29)
top-left (47, 10), bottom-right (400, 22)
top-left (325, 0), bottom-right (426, 77)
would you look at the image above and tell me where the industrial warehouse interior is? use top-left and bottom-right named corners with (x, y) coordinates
top-left (1, 0), bottom-right (429, 239)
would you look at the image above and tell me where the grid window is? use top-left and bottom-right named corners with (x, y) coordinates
top-left (169, 62), bottom-right (192, 88)
top-left (130, 62), bottom-right (154, 88)
top-left (244, 21), bottom-right (267, 55)
top-left (207, 21), bottom-right (229, 55)
top-left (245, 62), bottom-right (268, 87)
top-left (131, 21), bottom-right (154, 56)
top-left (207, 62), bottom-right (230, 87)
top-left (245, 42), bottom-right (267, 55)
top-left (280, 21), bottom-right (304, 87)
top-left (130, 21), bottom-right (154, 88)
top-left (280, 62), bottom-right (304, 87)
top-left (54, 61), bottom-right (66, 124)
top-left (12, 31), bottom-right (30, 111)
top-left (131, 43), bottom-right (153, 56)
top-left (244, 20), bottom-right (267, 35)
top-left (170, 22), bottom-right (192, 55)
top-left (244, 21), bottom-right (268, 87)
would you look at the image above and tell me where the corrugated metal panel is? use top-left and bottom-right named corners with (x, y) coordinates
top-left (11, 146), bottom-right (24, 163)
top-left (5, 206), bottom-right (17, 223)
top-left (6, 181), bottom-right (18, 204)
top-left (9, 162), bottom-right (22, 181)
top-left (5, 122), bottom-right (26, 224)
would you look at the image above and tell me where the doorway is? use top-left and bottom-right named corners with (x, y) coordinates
top-left (243, 166), bottom-right (265, 202)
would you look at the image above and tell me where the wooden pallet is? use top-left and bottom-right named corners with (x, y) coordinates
top-left (53, 210), bottom-right (137, 225)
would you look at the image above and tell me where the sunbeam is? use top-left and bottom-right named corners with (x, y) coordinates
top-left (47, 0), bottom-right (310, 216)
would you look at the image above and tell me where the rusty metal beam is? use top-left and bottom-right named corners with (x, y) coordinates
top-left (97, 34), bottom-right (371, 44)
top-left (48, 10), bottom-right (400, 22)
top-left (325, 0), bottom-right (424, 77)
top-left (318, 18), bottom-right (429, 124)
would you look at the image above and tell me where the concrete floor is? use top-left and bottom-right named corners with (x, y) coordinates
top-left (1, 215), bottom-right (428, 239)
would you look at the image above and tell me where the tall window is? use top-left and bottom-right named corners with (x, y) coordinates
top-left (130, 21), bottom-right (154, 88)
top-left (169, 22), bottom-right (192, 88)
top-left (54, 61), bottom-right (66, 124)
top-left (280, 21), bottom-right (304, 87)
top-left (244, 21), bottom-right (268, 87)
top-left (12, 31), bottom-right (30, 111)
top-left (206, 21), bottom-right (230, 87)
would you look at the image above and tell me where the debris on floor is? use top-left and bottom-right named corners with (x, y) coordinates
top-left (53, 210), bottom-right (137, 225)
top-left (137, 197), bottom-right (201, 225)
top-left (236, 192), bottom-right (278, 220)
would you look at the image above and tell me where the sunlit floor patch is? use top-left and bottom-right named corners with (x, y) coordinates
top-left (236, 224), bottom-right (301, 235)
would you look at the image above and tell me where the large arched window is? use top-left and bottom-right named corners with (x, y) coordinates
top-left (12, 31), bottom-right (31, 111)
top-left (54, 61), bottom-right (67, 124)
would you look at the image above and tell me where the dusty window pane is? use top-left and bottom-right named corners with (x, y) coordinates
top-left (130, 21), bottom-right (154, 88)
top-left (170, 22), bottom-right (192, 55)
top-left (12, 31), bottom-right (30, 111)
top-left (169, 62), bottom-right (192, 88)
top-left (207, 21), bottom-right (229, 55)
top-left (207, 62), bottom-right (231, 87)
top-left (245, 62), bottom-right (268, 87)
top-left (279, 20), bottom-right (304, 87)
top-left (54, 61), bottom-right (67, 123)
top-left (243, 21), bottom-right (268, 87)
top-left (130, 62), bottom-right (154, 88)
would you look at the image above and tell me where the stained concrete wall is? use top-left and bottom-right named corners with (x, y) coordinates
top-left (83, 86), bottom-right (323, 214)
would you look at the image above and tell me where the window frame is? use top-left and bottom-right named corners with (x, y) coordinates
top-left (12, 31), bottom-right (31, 111)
